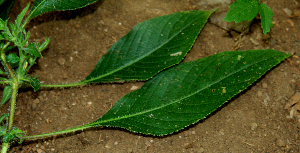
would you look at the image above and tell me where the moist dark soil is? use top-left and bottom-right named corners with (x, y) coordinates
top-left (2, 0), bottom-right (300, 152)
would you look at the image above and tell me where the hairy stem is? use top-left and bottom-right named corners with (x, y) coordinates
top-left (1, 142), bottom-right (10, 153)
top-left (7, 82), bottom-right (19, 131)
top-left (0, 42), bottom-right (16, 80)
top-left (21, 124), bottom-right (93, 140)
top-left (40, 81), bottom-right (86, 88)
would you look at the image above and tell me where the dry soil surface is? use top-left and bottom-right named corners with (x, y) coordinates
top-left (2, 0), bottom-right (300, 152)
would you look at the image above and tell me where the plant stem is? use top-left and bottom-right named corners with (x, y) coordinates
top-left (1, 142), bottom-right (10, 153)
top-left (21, 124), bottom-right (93, 140)
top-left (7, 82), bottom-right (19, 131)
top-left (40, 81), bottom-right (86, 88)
top-left (0, 42), bottom-right (16, 80)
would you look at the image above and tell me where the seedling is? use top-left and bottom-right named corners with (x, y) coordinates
top-left (0, 1), bottom-right (289, 152)
top-left (224, 0), bottom-right (273, 34)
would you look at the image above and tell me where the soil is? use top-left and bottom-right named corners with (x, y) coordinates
top-left (2, 0), bottom-right (300, 152)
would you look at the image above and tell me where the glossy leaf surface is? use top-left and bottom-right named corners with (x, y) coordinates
top-left (89, 49), bottom-right (290, 136)
top-left (83, 10), bottom-right (215, 83)
top-left (29, 0), bottom-right (98, 19)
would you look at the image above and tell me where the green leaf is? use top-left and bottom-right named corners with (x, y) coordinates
top-left (22, 43), bottom-right (42, 57)
top-left (1, 85), bottom-right (12, 107)
top-left (83, 10), bottom-right (216, 83)
top-left (6, 53), bottom-right (19, 68)
top-left (0, 0), bottom-right (14, 20)
top-left (259, 3), bottom-right (273, 34)
top-left (37, 37), bottom-right (50, 52)
top-left (0, 0), bottom-right (6, 6)
top-left (88, 49), bottom-right (290, 136)
top-left (29, 0), bottom-right (98, 19)
top-left (0, 125), bottom-right (6, 137)
top-left (15, 3), bottom-right (30, 28)
top-left (0, 113), bottom-right (8, 123)
top-left (0, 18), bottom-right (5, 30)
top-left (3, 127), bottom-right (25, 143)
top-left (30, 78), bottom-right (40, 92)
top-left (223, 0), bottom-right (259, 23)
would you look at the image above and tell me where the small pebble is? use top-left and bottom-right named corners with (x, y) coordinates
top-left (283, 8), bottom-right (293, 16)
top-left (198, 147), bottom-right (205, 153)
top-left (257, 91), bottom-right (263, 97)
top-left (251, 123), bottom-right (258, 131)
top-left (219, 129), bottom-right (225, 135)
top-left (57, 57), bottom-right (66, 66)
top-left (276, 139), bottom-right (286, 147)
top-left (130, 86), bottom-right (139, 91)
top-left (127, 148), bottom-right (133, 153)
top-left (262, 82), bottom-right (268, 88)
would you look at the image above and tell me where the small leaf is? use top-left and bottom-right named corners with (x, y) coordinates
top-left (0, 0), bottom-right (14, 20)
top-left (38, 37), bottom-right (50, 51)
top-left (88, 49), bottom-right (290, 136)
top-left (0, 113), bottom-right (8, 123)
top-left (3, 127), bottom-right (25, 143)
top-left (22, 43), bottom-right (42, 57)
top-left (1, 85), bottom-right (12, 107)
top-left (0, 18), bottom-right (6, 30)
top-left (0, 18), bottom-right (8, 31)
top-left (223, 0), bottom-right (259, 23)
top-left (6, 53), bottom-right (19, 68)
top-left (0, 69), bottom-right (4, 75)
top-left (259, 3), bottom-right (273, 34)
top-left (0, 124), bottom-right (6, 137)
top-left (30, 78), bottom-right (40, 92)
top-left (29, 0), bottom-right (98, 19)
top-left (83, 10), bottom-right (216, 83)
top-left (15, 3), bottom-right (30, 28)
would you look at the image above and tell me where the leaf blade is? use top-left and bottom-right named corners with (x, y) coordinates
top-left (89, 49), bottom-right (290, 136)
top-left (30, 78), bottom-right (40, 92)
top-left (223, 0), bottom-right (259, 23)
top-left (83, 10), bottom-right (215, 83)
top-left (29, 0), bottom-right (98, 19)
top-left (259, 3), bottom-right (273, 34)
top-left (1, 85), bottom-right (12, 107)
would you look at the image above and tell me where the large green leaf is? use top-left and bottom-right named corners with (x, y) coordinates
top-left (259, 3), bottom-right (273, 34)
top-left (87, 49), bottom-right (290, 136)
top-left (223, 0), bottom-right (259, 23)
top-left (29, 0), bottom-right (98, 19)
top-left (83, 10), bottom-right (216, 83)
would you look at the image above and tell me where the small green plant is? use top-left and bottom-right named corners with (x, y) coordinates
top-left (0, 0), bottom-right (289, 152)
top-left (224, 0), bottom-right (273, 34)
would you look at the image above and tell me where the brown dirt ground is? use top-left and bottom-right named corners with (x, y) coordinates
top-left (1, 0), bottom-right (300, 152)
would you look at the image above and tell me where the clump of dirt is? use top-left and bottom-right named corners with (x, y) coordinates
top-left (2, 0), bottom-right (300, 152)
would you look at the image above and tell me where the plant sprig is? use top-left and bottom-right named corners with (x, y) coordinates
top-left (224, 0), bottom-right (273, 34)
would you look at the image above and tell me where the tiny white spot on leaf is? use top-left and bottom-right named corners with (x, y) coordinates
top-left (170, 51), bottom-right (182, 56)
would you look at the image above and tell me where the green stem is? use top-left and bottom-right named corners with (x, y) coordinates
top-left (40, 81), bottom-right (86, 88)
top-left (21, 124), bottom-right (93, 140)
top-left (7, 82), bottom-right (18, 131)
top-left (0, 42), bottom-right (16, 80)
top-left (1, 142), bottom-right (9, 153)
